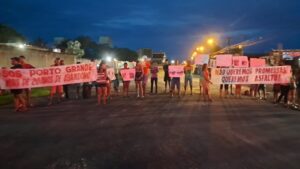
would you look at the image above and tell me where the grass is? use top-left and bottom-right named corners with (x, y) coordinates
top-left (0, 88), bottom-right (50, 105)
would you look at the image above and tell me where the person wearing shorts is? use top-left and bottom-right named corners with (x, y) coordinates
top-left (184, 60), bottom-right (193, 95)
top-left (142, 60), bottom-right (151, 97)
top-left (96, 63), bottom-right (109, 105)
top-left (10, 57), bottom-right (27, 112)
top-left (170, 60), bottom-right (181, 98)
top-left (19, 55), bottom-right (35, 107)
top-left (48, 58), bottom-right (63, 105)
top-left (135, 61), bottom-right (144, 98)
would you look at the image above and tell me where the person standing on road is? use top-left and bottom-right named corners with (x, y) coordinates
top-left (19, 55), bottom-right (35, 107)
top-left (197, 65), bottom-right (204, 100)
top-left (112, 60), bottom-right (120, 96)
top-left (10, 57), bottom-right (27, 112)
top-left (142, 60), bottom-right (151, 97)
top-left (59, 59), bottom-right (70, 100)
top-left (48, 58), bottom-right (63, 105)
top-left (184, 60), bottom-right (193, 95)
top-left (96, 63), bottom-right (109, 105)
top-left (170, 60), bottom-right (181, 98)
top-left (276, 82), bottom-right (290, 106)
top-left (289, 74), bottom-right (297, 105)
top-left (202, 63), bottom-right (213, 102)
top-left (121, 62), bottom-right (130, 97)
top-left (163, 59), bottom-right (171, 93)
top-left (135, 61), bottom-right (144, 98)
top-left (150, 62), bottom-right (159, 94)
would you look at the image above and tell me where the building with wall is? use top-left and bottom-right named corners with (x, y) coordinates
top-left (0, 43), bottom-right (76, 68)
top-left (152, 52), bottom-right (166, 64)
top-left (137, 48), bottom-right (153, 59)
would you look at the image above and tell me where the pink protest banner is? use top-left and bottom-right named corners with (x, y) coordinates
top-left (211, 66), bottom-right (291, 84)
top-left (0, 63), bottom-right (98, 89)
top-left (169, 65), bottom-right (184, 78)
top-left (106, 68), bottom-right (116, 80)
top-left (195, 54), bottom-right (209, 65)
top-left (232, 56), bottom-right (249, 68)
top-left (120, 68), bottom-right (135, 81)
top-left (250, 58), bottom-right (266, 67)
top-left (216, 55), bottom-right (232, 67)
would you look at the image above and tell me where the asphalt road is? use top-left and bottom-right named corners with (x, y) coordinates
top-left (0, 82), bottom-right (299, 169)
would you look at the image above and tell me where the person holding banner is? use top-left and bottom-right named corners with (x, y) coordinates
top-left (19, 55), bottom-right (35, 107)
top-left (96, 63), bottom-right (109, 105)
top-left (10, 57), bottom-right (27, 112)
top-left (121, 62), bottom-right (130, 97)
top-left (202, 64), bottom-right (213, 102)
top-left (184, 60), bottom-right (193, 95)
top-left (48, 58), bottom-right (64, 106)
top-left (135, 62), bottom-right (144, 98)
top-left (170, 60), bottom-right (181, 98)
top-left (142, 60), bottom-right (151, 97)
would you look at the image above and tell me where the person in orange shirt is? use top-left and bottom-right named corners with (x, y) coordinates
top-left (142, 60), bottom-right (151, 97)
top-left (48, 58), bottom-right (63, 105)
top-left (19, 55), bottom-right (35, 107)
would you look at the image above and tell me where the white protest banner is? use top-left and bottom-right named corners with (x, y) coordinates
top-left (216, 55), bottom-right (233, 67)
top-left (232, 56), bottom-right (249, 68)
top-left (195, 54), bottom-right (209, 65)
top-left (120, 68), bottom-right (135, 81)
top-left (169, 65), bottom-right (184, 78)
top-left (0, 63), bottom-right (97, 89)
top-left (106, 68), bottom-right (116, 80)
top-left (211, 66), bottom-right (291, 85)
top-left (250, 58), bottom-right (266, 67)
top-left (208, 59), bottom-right (216, 68)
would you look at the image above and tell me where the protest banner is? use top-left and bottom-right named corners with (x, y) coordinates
top-left (0, 63), bottom-right (98, 89)
top-left (120, 68), bottom-right (135, 81)
top-left (211, 66), bottom-right (291, 85)
top-left (208, 59), bottom-right (216, 68)
top-left (250, 58), bottom-right (266, 67)
top-left (106, 68), bottom-right (116, 80)
top-left (232, 56), bottom-right (249, 68)
top-left (195, 54), bottom-right (209, 65)
top-left (169, 65), bottom-right (184, 78)
top-left (216, 55), bottom-right (233, 67)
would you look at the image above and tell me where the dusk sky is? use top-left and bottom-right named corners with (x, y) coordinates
top-left (1, 0), bottom-right (300, 59)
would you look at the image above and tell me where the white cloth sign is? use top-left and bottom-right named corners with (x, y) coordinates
top-left (211, 66), bottom-right (291, 84)
top-left (250, 58), bottom-right (266, 67)
top-left (120, 68), bottom-right (135, 81)
top-left (208, 59), bottom-right (216, 68)
top-left (106, 68), bottom-right (116, 80)
top-left (216, 55), bottom-right (233, 67)
top-left (232, 56), bottom-right (249, 68)
top-left (169, 65), bottom-right (184, 78)
top-left (195, 54), bottom-right (209, 65)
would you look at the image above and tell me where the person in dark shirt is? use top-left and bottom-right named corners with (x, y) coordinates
top-left (10, 57), bottom-right (27, 112)
top-left (19, 55), bottom-right (35, 107)
top-left (163, 59), bottom-right (171, 93)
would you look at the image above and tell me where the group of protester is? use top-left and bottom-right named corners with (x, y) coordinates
top-left (2, 56), bottom-right (300, 112)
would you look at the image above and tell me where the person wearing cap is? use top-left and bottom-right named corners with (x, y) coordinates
top-left (19, 55), bottom-right (35, 107)
top-left (10, 57), bottom-right (27, 112)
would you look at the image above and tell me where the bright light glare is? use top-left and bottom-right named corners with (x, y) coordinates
top-left (106, 56), bottom-right (112, 62)
top-left (171, 60), bottom-right (175, 64)
top-left (18, 44), bottom-right (25, 49)
top-left (207, 38), bottom-right (214, 45)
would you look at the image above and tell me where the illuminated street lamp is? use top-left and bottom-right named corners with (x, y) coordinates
top-left (196, 46), bottom-right (205, 52)
top-left (207, 38), bottom-right (214, 46)
top-left (171, 60), bottom-right (175, 64)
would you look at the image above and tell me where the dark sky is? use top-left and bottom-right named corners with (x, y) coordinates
top-left (1, 0), bottom-right (300, 59)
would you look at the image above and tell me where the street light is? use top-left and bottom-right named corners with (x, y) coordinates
top-left (171, 60), bottom-right (175, 64)
top-left (196, 46), bottom-right (205, 52)
top-left (207, 38), bottom-right (214, 46)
